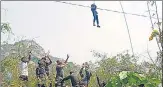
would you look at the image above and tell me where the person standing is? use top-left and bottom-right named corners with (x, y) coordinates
top-left (37, 51), bottom-right (52, 87)
top-left (79, 62), bottom-right (92, 87)
top-left (55, 54), bottom-right (69, 87)
top-left (19, 51), bottom-right (32, 81)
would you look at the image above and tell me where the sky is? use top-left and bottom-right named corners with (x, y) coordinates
top-left (1, 1), bottom-right (162, 65)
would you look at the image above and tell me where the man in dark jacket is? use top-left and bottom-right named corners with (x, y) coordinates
top-left (36, 65), bottom-right (46, 87)
top-left (38, 53), bottom-right (52, 77)
top-left (61, 71), bottom-right (80, 87)
top-left (37, 52), bottom-right (52, 87)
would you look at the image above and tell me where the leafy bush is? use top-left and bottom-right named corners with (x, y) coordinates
top-left (105, 71), bottom-right (160, 87)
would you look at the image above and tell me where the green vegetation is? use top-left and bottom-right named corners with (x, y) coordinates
top-left (1, 2), bottom-right (162, 86)
top-left (1, 22), bottom-right (12, 34)
top-left (0, 43), bottom-right (162, 87)
top-left (0, 26), bottom-right (162, 87)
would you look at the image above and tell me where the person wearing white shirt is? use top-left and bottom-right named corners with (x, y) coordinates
top-left (19, 51), bottom-right (31, 81)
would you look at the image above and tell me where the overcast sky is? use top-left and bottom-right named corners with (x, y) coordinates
top-left (1, 1), bottom-right (162, 65)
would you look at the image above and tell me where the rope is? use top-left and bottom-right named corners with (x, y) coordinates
top-left (55, 1), bottom-right (162, 20)
top-left (119, 1), bottom-right (135, 57)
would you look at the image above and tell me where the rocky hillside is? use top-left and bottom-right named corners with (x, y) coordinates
top-left (1, 39), bottom-right (60, 63)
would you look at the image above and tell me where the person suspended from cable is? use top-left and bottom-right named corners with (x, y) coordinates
top-left (55, 54), bottom-right (69, 87)
top-left (79, 62), bottom-right (92, 87)
top-left (91, 3), bottom-right (100, 28)
top-left (19, 51), bottom-right (32, 82)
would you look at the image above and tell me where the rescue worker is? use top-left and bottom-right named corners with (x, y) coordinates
top-left (37, 51), bottom-right (52, 87)
top-left (19, 51), bottom-right (32, 81)
top-left (61, 71), bottom-right (80, 87)
top-left (55, 54), bottom-right (69, 87)
top-left (36, 63), bottom-right (46, 87)
top-left (79, 62), bottom-right (92, 87)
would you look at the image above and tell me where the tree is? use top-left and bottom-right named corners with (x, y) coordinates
top-left (147, 1), bottom-right (162, 84)
top-left (1, 22), bottom-right (12, 34)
